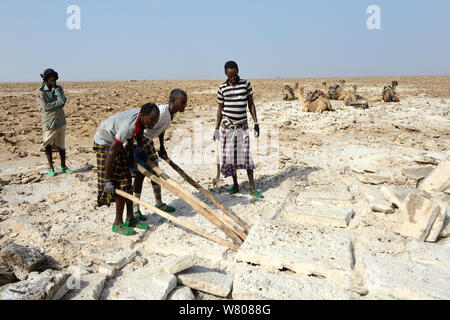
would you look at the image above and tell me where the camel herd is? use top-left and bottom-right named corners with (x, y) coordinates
top-left (282, 80), bottom-right (400, 113)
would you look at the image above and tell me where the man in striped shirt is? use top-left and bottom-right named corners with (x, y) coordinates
top-left (213, 61), bottom-right (263, 199)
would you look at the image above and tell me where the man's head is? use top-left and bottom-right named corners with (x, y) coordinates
top-left (224, 61), bottom-right (239, 85)
top-left (169, 89), bottom-right (187, 113)
top-left (41, 68), bottom-right (59, 88)
top-left (140, 103), bottom-right (160, 129)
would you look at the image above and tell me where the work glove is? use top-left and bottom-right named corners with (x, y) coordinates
top-left (213, 129), bottom-right (220, 141)
top-left (158, 146), bottom-right (168, 160)
top-left (254, 124), bottom-right (260, 138)
top-left (104, 180), bottom-right (115, 196)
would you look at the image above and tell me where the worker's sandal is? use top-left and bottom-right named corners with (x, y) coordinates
top-left (59, 166), bottom-right (72, 174)
top-left (125, 217), bottom-right (150, 230)
top-left (134, 210), bottom-right (147, 221)
top-left (250, 189), bottom-right (264, 199)
top-left (226, 186), bottom-right (239, 195)
top-left (112, 224), bottom-right (136, 236)
top-left (48, 169), bottom-right (56, 177)
top-left (156, 203), bottom-right (176, 213)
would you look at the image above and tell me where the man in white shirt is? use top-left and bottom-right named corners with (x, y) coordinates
top-left (132, 89), bottom-right (188, 221)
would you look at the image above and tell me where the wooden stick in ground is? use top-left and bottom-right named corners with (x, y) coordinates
top-left (143, 162), bottom-right (248, 241)
top-left (162, 158), bottom-right (250, 233)
top-left (115, 190), bottom-right (239, 251)
top-left (136, 164), bottom-right (244, 246)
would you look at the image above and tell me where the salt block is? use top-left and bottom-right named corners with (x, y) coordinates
top-left (0, 269), bottom-right (70, 300)
top-left (420, 155), bottom-right (450, 193)
top-left (167, 286), bottom-right (195, 300)
top-left (405, 240), bottom-right (450, 267)
top-left (296, 190), bottom-right (353, 202)
top-left (357, 175), bottom-right (388, 185)
top-left (141, 223), bottom-right (228, 265)
top-left (401, 167), bottom-right (435, 181)
top-left (82, 247), bottom-right (137, 270)
top-left (235, 220), bottom-right (354, 278)
top-left (363, 189), bottom-right (394, 214)
top-left (65, 273), bottom-right (107, 300)
top-left (232, 267), bottom-right (359, 300)
top-left (426, 199), bottom-right (447, 242)
top-left (362, 253), bottom-right (450, 300)
top-left (98, 264), bottom-right (115, 278)
top-left (108, 269), bottom-right (177, 300)
top-left (413, 155), bottom-right (438, 165)
top-left (177, 266), bottom-right (233, 298)
top-left (380, 185), bottom-right (413, 208)
top-left (283, 205), bottom-right (354, 227)
top-left (0, 243), bottom-right (45, 280)
top-left (393, 193), bottom-right (443, 241)
top-left (147, 255), bottom-right (198, 275)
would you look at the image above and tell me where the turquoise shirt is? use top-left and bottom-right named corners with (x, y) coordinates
top-left (36, 83), bottom-right (67, 131)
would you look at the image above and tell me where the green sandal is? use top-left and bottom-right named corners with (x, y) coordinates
top-left (112, 224), bottom-right (136, 236)
top-left (59, 166), bottom-right (72, 174)
top-left (226, 185), bottom-right (239, 195)
top-left (134, 210), bottom-right (147, 221)
top-left (48, 169), bottom-right (56, 177)
top-left (125, 217), bottom-right (150, 230)
top-left (250, 189), bottom-right (264, 199)
top-left (156, 203), bottom-right (176, 213)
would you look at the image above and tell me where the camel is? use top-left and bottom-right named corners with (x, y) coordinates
top-left (322, 81), bottom-right (361, 102)
top-left (367, 81), bottom-right (400, 102)
top-left (322, 80), bottom-right (346, 100)
top-left (282, 85), bottom-right (296, 101)
top-left (295, 83), bottom-right (333, 113)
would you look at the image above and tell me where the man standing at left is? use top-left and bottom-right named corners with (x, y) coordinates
top-left (36, 68), bottom-right (72, 177)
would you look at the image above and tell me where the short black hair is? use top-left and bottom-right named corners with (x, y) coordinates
top-left (224, 61), bottom-right (239, 72)
top-left (170, 89), bottom-right (187, 102)
top-left (140, 103), bottom-right (159, 117)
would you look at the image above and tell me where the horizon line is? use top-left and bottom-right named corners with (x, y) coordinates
top-left (1, 74), bottom-right (449, 84)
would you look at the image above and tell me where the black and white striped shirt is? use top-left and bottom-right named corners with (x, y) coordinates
top-left (217, 78), bottom-right (253, 122)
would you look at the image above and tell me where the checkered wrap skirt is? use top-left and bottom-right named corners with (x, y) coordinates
top-left (93, 143), bottom-right (133, 207)
top-left (220, 122), bottom-right (255, 178)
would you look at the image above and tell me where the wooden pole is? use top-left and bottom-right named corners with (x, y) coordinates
top-left (163, 158), bottom-right (250, 233)
top-left (136, 164), bottom-right (244, 246)
top-left (143, 162), bottom-right (248, 240)
top-left (116, 190), bottom-right (239, 251)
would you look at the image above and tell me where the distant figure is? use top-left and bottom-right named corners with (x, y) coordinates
top-left (214, 61), bottom-right (263, 199)
top-left (131, 89), bottom-right (188, 221)
top-left (36, 68), bottom-right (72, 177)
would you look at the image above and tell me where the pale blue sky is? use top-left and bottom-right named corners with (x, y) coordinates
top-left (1, 0), bottom-right (449, 82)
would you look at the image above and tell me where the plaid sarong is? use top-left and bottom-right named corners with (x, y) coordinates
top-left (220, 121), bottom-right (255, 178)
top-left (93, 143), bottom-right (133, 207)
